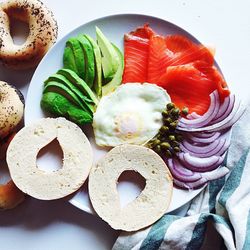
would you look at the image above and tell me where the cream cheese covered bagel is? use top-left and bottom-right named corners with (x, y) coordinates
top-left (0, 0), bottom-right (58, 69)
top-left (0, 81), bottom-right (24, 139)
top-left (7, 117), bottom-right (93, 200)
top-left (89, 144), bottom-right (173, 231)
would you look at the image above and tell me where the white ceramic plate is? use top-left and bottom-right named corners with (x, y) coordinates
top-left (25, 14), bottom-right (206, 214)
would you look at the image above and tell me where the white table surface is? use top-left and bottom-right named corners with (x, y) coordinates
top-left (0, 0), bottom-right (250, 249)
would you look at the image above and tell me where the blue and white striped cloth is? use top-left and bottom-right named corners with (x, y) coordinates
top-left (113, 107), bottom-right (250, 250)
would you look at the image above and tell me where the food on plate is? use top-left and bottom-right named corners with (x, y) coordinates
top-left (0, 0), bottom-right (58, 69)
top-left (88, 144), bottom-right (173, 231)
top-left (0, 81), bottom-right (24, 139)
top-left (7, 117), bottom-right (93, 200)
top-left (122, 24), bottom-right (230, 115)
top-left (147, 102), bottom-right (187, 158)
top-left (41, 68), bottom-right (98, 125)
top-left (0, 133), bottom-right (25, 210)
top-left (63, 27), bottom-right (124, 97)
top-left (93, 83), bottom-right (171, 147)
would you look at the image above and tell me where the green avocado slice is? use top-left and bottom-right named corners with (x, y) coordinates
top-left (96, 26), bottom-right (120, 82)
top-left (63, 46), bottom-right (78, 73)
top-left (84, 34), bottom-right (102, 97)
top-left (77, 35), bottom-right (95, 88)
top-left (43, 81), bottom-right (88, 112)
top-left (57, 68), bottom-right (99, 106)
top-left (41, 92), bottom-right (93, 124)
top-left (64, 38), bottom-right (86, 79)
top-left (102, 44), bottom-right (124, 96)
top-left (44, 74), bottom-right (94, 113)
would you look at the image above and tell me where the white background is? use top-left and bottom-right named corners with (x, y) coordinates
top-left (0, 0), bottom-right (250, 249)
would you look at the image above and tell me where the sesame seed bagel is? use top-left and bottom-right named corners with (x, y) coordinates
top-left (89, 144), bottom-right (173, 231)
top-left (0, 0), bottom-right (58, 69)
top-left (7, 117), bottom-right (93, 200)
top-left (0, 81), bottom-right (24, 139)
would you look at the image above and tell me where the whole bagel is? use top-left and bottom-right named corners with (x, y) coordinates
top-left (0, 0), bottom-right (58, 69)
top-left (0, 81), bottom-right (24, 139)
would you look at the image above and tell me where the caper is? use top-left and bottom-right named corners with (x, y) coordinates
top-left (176, 134), bottom-right (183, 142)
top-left (174, 146), bottom-right (180, 152)
top-left (167, 102), bottom-right (175, 110)
top-left (169, 121), bottom-right (178, 129)
top-left (182, 107), bottom-right (189, 115)
top-left (169, 135), bottom-right (175, 141)
top-left (171, 140), bottom-right (179, 147)
top-left (154, 145), bottom-right (162, 153)
top-left (161, 142), bottom-right (171, 150)
top-left (152, 139), bottom-right (161, 147)
top-left (160, 126), bottom-right (169, 134)
top-left (165, 150), bottom-right (172, 158)
top-left (171, 108), bottom-right (180, 117)
top-left (163, 117), bottom-right (172, 125)
top-left (162, 110), bottom-right (169, 117)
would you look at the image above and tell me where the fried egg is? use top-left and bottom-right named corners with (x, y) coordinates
top-left (93, 83), bottom-right (171, 146)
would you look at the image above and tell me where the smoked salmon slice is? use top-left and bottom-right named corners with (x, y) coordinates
top-left (122, 24), bottom-right (155, 83)
top-left (159, 64), bottom-right (230, 114)
top-left (122, 34), bottom-right (149, 83)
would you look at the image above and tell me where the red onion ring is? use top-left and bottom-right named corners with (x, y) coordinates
top-left (178, 152), bottom-right (225, 172)
top-left (167, 158), bottom-right (202, 182)
top-left (174, 166), bottom-right (229, 190)
top-left (186, 131), bottom-right (221, 144)
top-left (187, 112), bottom-right (201, 119)
top-left (178, 91), bottom-right (220, 128)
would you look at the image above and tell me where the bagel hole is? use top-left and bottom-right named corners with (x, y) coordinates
top-left (117, 170), bottom-right (146, 208)
top-left (9, 17), bottom-right (29, 45)
top-left (37, 138), bottom-right (63, 173)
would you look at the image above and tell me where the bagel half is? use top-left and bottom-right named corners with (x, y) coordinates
top-left (7, 117), bottom-right (93, 200)
top-left (0, 81), bottom-right (24, 139)
top-left (0, 0), bottom-right (58, 69)
top-left (89, 144), bottom-right (173, 231)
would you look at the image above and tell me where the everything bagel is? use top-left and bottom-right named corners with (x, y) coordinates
top-left (0, 0), bottom-right (58, 69)
top-left (0, 81), bottom-right (24, 139)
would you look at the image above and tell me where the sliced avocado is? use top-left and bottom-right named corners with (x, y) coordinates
top-left (57, 68), bottom-right (99, 106)
top-left (45, 74), bottom-right (94, 113)
top-left (41, 92), bottom-right (93, 124)
top-left (85, 34), bottom-right (102, 97)
top-left (64, 38), bottom-right (86, 79)
top-left (102, 44), bottom-right (124, 96)
top-left (43, 81), bottom-right (89, 112)
top-left (77, 35), bottom-right (95, 88)
top-left (96, 26), bottom-right (120, 82)
top-left (63, 46), bottom-right (77, 73)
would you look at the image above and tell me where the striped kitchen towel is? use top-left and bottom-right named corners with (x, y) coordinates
top-left (113, 107), bottom-right (250, 250)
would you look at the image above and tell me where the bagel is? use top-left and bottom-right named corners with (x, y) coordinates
top-left (89, 144), bottom-right (173, 231)
top-left (7, 117), bottom-right (93, 200)
top-left (0, 81), bottom-right (24, 139)
top-left (0, 0), bottom-right (58, 69)
top-left (0, 133), bottom-right (24, 210)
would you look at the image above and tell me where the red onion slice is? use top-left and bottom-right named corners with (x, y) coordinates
top-left (180, 139), bottom-right (228, 158)
top-left (210, 94), bottom-right (235, 124)
top-left (190, 131), bottom-right (218, 138)
top-left (174, 166), bottom-right (229, 190)
top-left (177, 98), bottom-right (245, 132)
top-left (178, 152), bottom-right (224, 172)
top-left (167, 158), bottom-right (202, 182)
top-left (178, 91), bottom-right (220, 128)
top-left (186, 131), bottom-right (221, 144)
top-left (187, 112), bottom-right (201, 119)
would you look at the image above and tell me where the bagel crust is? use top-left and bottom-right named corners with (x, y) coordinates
top-left (7, 117), bottom-right (93, 200)
top-left (0, 81), bottom-right (24, 139)
top-left (89, 144), bottom-right (173, 231)
top-left (0, 0), bottom-right (58, 69)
